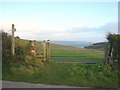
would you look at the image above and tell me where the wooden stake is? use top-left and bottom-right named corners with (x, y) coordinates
top-left (47, 40), bottom-right (50, 60)
top-left (11, 24), bottom-right (15, 55)
top-left (43, 40), bottom-right (46, 60)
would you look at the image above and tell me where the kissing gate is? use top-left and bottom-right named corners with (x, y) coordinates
top-left (30, 40), bottom-right (50, 61)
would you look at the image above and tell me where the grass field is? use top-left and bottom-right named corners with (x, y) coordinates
top-left (50, 43), bottom-right (104, 63)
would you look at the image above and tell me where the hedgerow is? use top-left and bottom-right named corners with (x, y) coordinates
top-left (2, 31), bottom-right (34, 66)
top-left (105, 33), bottom-right (120, 70)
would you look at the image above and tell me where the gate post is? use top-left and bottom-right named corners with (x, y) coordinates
top-left (47, 40), bottom-right (50, 60)
top-left (11, 24), bottom-right (16, 55)
top-left (43, 40), bottom-right (46, 60)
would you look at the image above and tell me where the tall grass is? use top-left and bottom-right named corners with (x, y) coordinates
top-left (3, 60), bottom-right (119, 88)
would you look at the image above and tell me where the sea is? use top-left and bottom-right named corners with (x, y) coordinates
top-left (50, 41), bottom-right (93, 48)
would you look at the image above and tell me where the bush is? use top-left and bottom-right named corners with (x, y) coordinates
top-left (105, 33), bottom-right (120, 70)
top-left (2, 31), bottom-right (13, 65)
top-left (107, 33), bottom-right (120, 61)
top-left (2, 31), bottom-right (35, 66)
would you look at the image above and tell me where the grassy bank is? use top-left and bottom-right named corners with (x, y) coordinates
top-left (3, 61), bottom-right (118, 88)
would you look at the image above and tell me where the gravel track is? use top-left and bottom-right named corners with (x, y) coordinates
top-left (2, 81), bottom-right (86, 88)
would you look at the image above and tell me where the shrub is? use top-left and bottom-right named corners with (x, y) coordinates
top-left (1, 31), bottom-right (34, 66)
top-left (105, 33), bottom-right (120, 70)
top-left (106, 33), bottom-right (120, 61)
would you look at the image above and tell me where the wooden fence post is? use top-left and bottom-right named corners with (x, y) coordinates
top-left (43, 40), bottom-right (46, 60)
top-left (11, 24), bottom-right (16, 55)
top-left (104, 44), bottom-right (109, 65)
top-left (47, 40), bottom-right (50, 60)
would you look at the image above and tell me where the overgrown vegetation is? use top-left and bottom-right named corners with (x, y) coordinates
top-left (2, 31), bottom-right (119, 88)
top-left (3, 61), bottom-right (118, 88)
top-left (106, 33), bottom-right (120, 61)
top-left (2, 31), bottom-right (35, 66)
top-left (105, 33), bottom-right (120, 70)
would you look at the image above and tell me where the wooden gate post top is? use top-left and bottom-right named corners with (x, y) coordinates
top-left (47, 40), bottom-right (50, 43)
top-left (43, 40), bottom-right (46, 43)
top-left (12, 24), bottom-right (14, 28)
top-left (12, 24), bottom-right (16, 32)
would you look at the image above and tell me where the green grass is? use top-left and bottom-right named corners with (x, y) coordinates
top-left (2, 39), bottom-right (119, 88)
top-left (3, 61), bottom-right (119, 88)
top-left (50, 44), bottom-right (104, 63)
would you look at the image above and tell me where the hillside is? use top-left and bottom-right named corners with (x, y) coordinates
top-left (51, 41), bottom-right (93, 48)
top-left (84, 42), bottom-right (108, 51)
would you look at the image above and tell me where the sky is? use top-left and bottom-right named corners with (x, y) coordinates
top-left (0, 2), bottom-right (118, 42)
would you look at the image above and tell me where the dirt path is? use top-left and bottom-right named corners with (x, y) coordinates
top-left (2, 81), bottom-right (87, 88)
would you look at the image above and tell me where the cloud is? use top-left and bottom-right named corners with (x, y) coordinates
top-left (0, 22), bottom-right (118, 42)
top-left (0, 21), bottom-right (65, 36)
top-left (64, 22), bottom-right (118, 42)
top-left (68, 22), bottom-right (118, 34)
top-left (98, 22), bottom-right (118, 33)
